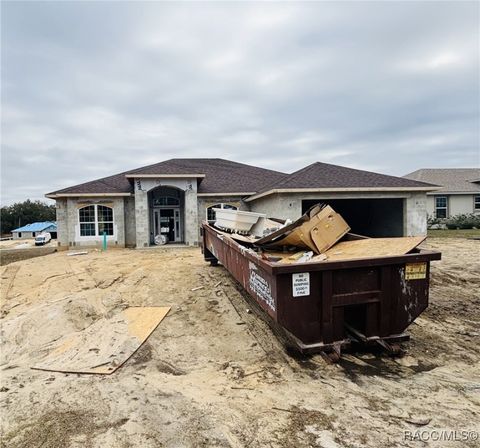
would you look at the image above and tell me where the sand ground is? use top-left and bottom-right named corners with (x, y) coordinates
top-left (0, 238), bottom-right (479, 448)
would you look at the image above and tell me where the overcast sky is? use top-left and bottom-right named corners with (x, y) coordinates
top-left (1, 1), bottom-right (479, 204)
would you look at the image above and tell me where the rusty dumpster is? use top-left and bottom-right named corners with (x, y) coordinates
top-left (201, 222), bottom-right (441, 358)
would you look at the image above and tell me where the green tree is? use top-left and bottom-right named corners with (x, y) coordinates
top-left (0, 200), bottom-right (56, 235)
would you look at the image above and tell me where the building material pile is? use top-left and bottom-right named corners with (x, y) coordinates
top-left (211, 204), bottom-right (425, 262)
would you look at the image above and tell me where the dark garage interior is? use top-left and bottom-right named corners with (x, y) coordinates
top-left (302, 198), bottom-right (404, 237)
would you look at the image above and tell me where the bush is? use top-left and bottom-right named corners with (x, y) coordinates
top-left (427, 214), bottom-right (442, 228)
top-left (444, 213), bottom-right (480, 230)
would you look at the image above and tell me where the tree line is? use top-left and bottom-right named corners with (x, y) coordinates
top-left (1, 200), bottom-right (56, 235)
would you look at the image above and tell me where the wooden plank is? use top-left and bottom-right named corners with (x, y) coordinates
top-left (323, 236), bottom-right (426, 262)
top-left (32, 306), bottom-right (170, 374)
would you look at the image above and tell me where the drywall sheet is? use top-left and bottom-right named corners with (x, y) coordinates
top-left (32, 306), bottom-right (170, 374)
top-left (323, 236), bottom-right (426, 261)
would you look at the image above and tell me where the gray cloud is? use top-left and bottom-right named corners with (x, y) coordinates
top-left (1, 1), bottom-right (479, 204)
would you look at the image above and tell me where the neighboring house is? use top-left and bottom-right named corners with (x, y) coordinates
top-left (12, 221), bottom-right (57, 240)
top-left (404, 168), bottom-right (480, 219)
top-left (46, 158), bottom-right (436, 250)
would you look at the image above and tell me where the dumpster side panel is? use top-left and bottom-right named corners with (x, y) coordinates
top-left (390, 262), bottom-right (430, 334)
top-left (203, 227), bottom-right (278, 320)
top-left (276, 273), bottom-right (322, 344)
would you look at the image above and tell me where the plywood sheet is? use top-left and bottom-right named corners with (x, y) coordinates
top-left (323, 236), bottom-right (426, 261)
top-left (32, 306), bottom-right (170, 374)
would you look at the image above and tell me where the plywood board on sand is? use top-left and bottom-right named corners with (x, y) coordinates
top-left (32, 306), bottom-right (170, 374)
top-left (323, 236), bottom-right (426, 261)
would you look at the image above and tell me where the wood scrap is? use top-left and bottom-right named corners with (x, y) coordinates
top-left (322, 236), bottom-right (426, 261)
top-left (32, 306), bottom-right (170, 375)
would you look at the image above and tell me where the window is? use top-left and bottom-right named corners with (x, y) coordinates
top-left (97, 205), bottom-right (114, 236)
top-left (435, 196), bottom-right (448, 219)
top-left (32, 232), bottom-right (36, 237)
top-left (18, 232), bottom-right (22, 238)
top-left (79, 205), bottom-right (114, 237)
top-left (475, 196), bottom-right (480, 211)
top-left (206, 203), bottom-right (238, 221)
top-left (79, 205), bottom-right (96, 236)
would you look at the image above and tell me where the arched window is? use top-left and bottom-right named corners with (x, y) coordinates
top-left (98, 205), bottom-right (114, 235)
top-left (79, 205), bottom-right (114, 236)
top-left (206, 203), bottom-right (238, 222)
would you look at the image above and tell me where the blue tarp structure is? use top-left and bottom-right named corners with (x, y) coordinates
top-left (12, 221), bottom-right (57, 233)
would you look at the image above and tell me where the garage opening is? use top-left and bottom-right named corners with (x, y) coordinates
top-left (302, 198), bottom-right (404, 237)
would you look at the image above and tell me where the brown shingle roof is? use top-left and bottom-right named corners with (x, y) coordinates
top-left (47, 158), bottom-right (286, 196)
top-left (127, 158), bottom-right (287, 194)
top-left (249, 162), bottom-right (436, 199)
top-left (404, 168), bottom-right (480, 193)
top-left (47, 172), bottom-right (133, 195)
top-left (47, 159), bottom-right (439, 198)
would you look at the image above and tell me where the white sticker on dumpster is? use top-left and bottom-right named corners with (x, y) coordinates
top-left (292, 272), bottom-right (310, 297)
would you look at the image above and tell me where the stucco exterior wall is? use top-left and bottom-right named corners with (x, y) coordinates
top-left (426, 193), bottom-right (479, 218)
top-left (426, 196), bottom-right (435, 217)
top-left (55, 197), bottom-right (127, 250)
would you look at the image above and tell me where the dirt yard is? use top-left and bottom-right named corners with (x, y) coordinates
top-left (1, 239), bottom-right (479, 448)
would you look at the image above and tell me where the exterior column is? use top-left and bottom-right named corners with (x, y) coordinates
top-left (55, 199), bottom-right (68, 250)
top-left (134, 182), bottom-right (150, 248)
top-left (184, 184), bottom-right (198, 245)
top-left (405, 193), bottom-right (427, 236)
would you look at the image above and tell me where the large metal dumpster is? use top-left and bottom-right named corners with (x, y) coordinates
top-left (201, 222), bottom-right (441, 358)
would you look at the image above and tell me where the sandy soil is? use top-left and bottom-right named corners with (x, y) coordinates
top-left (0, 239), bottom-right (479, 448)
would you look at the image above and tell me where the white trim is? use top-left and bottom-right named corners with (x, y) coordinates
top-left (197, 192), bottom-right (255, 197)
top-left (46, 193), bottom-right (131, 198)
top-left (426, 191), bottom-right (480, 195)
top-left (125, 174), bottom-right (205, 179)
top-left (245, 186), bottom-right (441, 202)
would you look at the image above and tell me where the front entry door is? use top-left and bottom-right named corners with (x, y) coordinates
top-left (153, 208), bottom-right (182, 243)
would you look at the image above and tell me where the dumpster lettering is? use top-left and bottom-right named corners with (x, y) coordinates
top-left (249, 267), bottom-right (275, 312)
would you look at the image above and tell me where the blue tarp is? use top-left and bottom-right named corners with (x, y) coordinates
top-left (12, 221), bottom-right (57, 233)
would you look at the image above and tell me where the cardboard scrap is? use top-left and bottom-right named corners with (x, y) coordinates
top-left (323, 236), bottom-right (426, 261)
top-left (255, 204), bottom-right (350, 254)
top-left (32, 306), bottom-right (170, 374)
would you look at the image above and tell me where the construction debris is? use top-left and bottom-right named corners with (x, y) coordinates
top-left (32, 306), bottom-right (170, 375)
top-left (209, 203), bottom-right (426, 264)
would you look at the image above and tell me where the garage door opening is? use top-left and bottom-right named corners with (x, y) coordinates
top-left (302, 199), bottom-right (404, 237)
